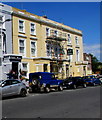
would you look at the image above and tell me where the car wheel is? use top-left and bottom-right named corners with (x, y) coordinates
top-left (20, 89), bottom-right (27, 97)
top-left (93, 83), bottom-right (96, 86)
top-left (58, 85), bottom-right (63, 91)
top-left (83, 83), bottom-right (87, 88)
top-left (73, 84), bottom-right (77, 89)
top-left (32, 79), bottom-right (38, 86)
top-left (45, 86), bottom-right (50, 93)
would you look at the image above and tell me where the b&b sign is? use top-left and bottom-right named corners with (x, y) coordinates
top-left (67, 49), bottom-right (73, 55)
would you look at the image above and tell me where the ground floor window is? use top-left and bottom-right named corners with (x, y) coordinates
top-left (21, 62), bottom-right (29, 78)
top-left (43, 64), bottom-right (48, 72)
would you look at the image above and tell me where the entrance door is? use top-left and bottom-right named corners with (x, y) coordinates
top-left (12, 62), bottom-right (18, 79)
top-left (43, 64), bottom-right (48, 72)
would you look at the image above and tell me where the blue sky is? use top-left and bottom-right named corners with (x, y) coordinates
top-left (3, 2), bottom-right (100, 60)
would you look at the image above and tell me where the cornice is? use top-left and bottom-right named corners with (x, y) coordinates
top-left (0, 9), bottom-right (12, 15)
top-left (13, 11), bottom-right (82, 36)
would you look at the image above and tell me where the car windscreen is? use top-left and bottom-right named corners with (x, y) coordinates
top-left (30, 74), bottom-right (42, 80)
top-left (64, 79), bottom-right (72, 82)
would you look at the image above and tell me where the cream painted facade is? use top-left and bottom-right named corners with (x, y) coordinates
top-left (12, 7), bottom-right (88, 79)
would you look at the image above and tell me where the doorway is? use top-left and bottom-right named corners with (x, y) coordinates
top-left (12, 62), bottom-right (18, 79)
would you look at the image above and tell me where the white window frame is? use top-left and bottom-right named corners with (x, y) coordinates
top-left (18, 19), bottom-right (25, 33)
top-left (30, 22), bottom-right (36, 35)
top-left (0, 16), bottom-right (3, 29)
top-left (76, 49), bottom-right (80, 62)
top-left (68, 34), bottom-right (71, 44)
top-left (54, 30), bottom-right (58, 37)
top-left (2, 16), bottom-right (5, 29)
top-left (30, 40), bottom-right (37, 57)
top-left (46, 43), bottom-right (52, 57)
top-left (18, 38), bottom-right (26, 57)
top-left (46, 27), bottom-right (50, 37)
top-left (21, 62), bottom-right (29, 78)
top-left (75, 36), bottom-right (79, 45)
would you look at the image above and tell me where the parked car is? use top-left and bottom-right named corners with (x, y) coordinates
top-left (62, 77), bottom-right (87, 89)
top-left (83, 75), bottom-right (101, 86)
top-left (97, 75), bottom-right (102, 83)
top-left (29, 72), bottom-right (63, 93)
top-left (0, 79), bottom-right (27, 98)
top-left (21, 79), bottom-right (29, 89)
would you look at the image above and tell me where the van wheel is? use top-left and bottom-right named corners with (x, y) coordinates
top-left (83, 83), bottom-right (87, 88)
top-left (58, 85), bottom-right (63, 91)
top-left (20, 89), bottom-right (27, 97)
top-left (45, 86), bottom-right (50, 93)
top-left (73, 84), bottom-right (77, 89)
top-left (32, 79), bottom-right (38, 85)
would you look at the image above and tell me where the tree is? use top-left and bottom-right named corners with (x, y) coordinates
top-left (89, 53), bottom-right (99, 73)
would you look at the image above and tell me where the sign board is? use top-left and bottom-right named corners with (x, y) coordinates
top-left (67, 49), bottom-right (73, 55)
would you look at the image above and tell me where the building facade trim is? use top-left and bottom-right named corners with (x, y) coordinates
top-left (13, 11), bottom-right (82, 36)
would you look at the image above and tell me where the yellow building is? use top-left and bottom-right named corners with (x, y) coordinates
top-left (12, 7), bottom-right (88, 79)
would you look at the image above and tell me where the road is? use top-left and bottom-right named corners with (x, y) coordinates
top-left (2, 86), bottom-right (101, 118)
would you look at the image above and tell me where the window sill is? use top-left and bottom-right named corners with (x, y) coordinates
top-left (19, 31), bottom-right (25, 34)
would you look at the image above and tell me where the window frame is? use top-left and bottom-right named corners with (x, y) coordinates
top-left (68, 34), bottom-right (71, 44)
top-left (18, 38), bottom-right (26, 57)
top-left (46, 43), bottom-right (52, 57)
top-left (30, 22), bottom-right (36, 35)
top-left (21, 62), bottom-right (29, 78)
top-left (30, 40), bottom-right (37, 57)
top-left (76, 49), bottom-right (80, 62)
top-left (18, 19), bottom-right (25, 33)
top-left (75, 36), bottom-right (79, 45)
top-left (46, 27), bottom-right (50, 37)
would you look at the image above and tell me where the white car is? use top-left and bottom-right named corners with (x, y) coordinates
top-left (0, 79), bottom-right (27, 98)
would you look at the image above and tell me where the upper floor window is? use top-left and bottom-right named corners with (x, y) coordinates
top-left (46, 28), bottom-right (50, 36)
top-left (0, 16), bottom-right (5, 29)
top-left (59, 32), bottom-right (62, 37)
top-left (19, 20), bottom-right (25, 33)
top-left (75, 36), bottom-right (79, 45)
top-left (30, 23), bottom-right (36, 35)
top-left (76, 49), bottom-right (80, 61)
top-left (31, 41), bottom-right (36, 57)
top-left (54, 30), bottom-right (58, 37)
top-left (19, 39), bottom-right (26, 56)
top-left (62, 33), bottom-right (66, 37)
top-left (46, 43), bottom-right (51, 57)
top-left (68, 34), bottom-right (71, 44)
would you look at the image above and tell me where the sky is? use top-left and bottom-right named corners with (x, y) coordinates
top-left (3, 2), bottom-right (100, 60)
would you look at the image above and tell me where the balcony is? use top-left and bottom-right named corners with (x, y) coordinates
top-left (46, 35), bottom-right (66, 41)
top-left (75, 61), bottom-right (88, 65)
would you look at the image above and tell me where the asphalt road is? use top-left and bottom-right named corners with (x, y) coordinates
top-left (2, 86), bottom-right (101, 118)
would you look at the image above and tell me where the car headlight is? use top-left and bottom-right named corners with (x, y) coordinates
top-left (43, 83), bottom-right (46, 87)
top-left (68, 82), bottom-right (72, 85)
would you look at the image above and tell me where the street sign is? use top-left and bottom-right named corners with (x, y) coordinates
top-left (67, 49), bottom-right (73, 55)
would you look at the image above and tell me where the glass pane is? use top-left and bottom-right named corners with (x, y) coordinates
top-left (31, 42), bottom-right (35, 48)
top-left (19, 40), bottom-right (24, 46)
top-left (20, 47), bottom-right (24, 53)
top-left (23, 63), bottom-right (27, 69)
top-left (31, 48), bottom-right (35, 55)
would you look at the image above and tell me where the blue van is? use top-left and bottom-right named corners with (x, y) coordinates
top-left (29, 72), bottom-right (63, 93)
